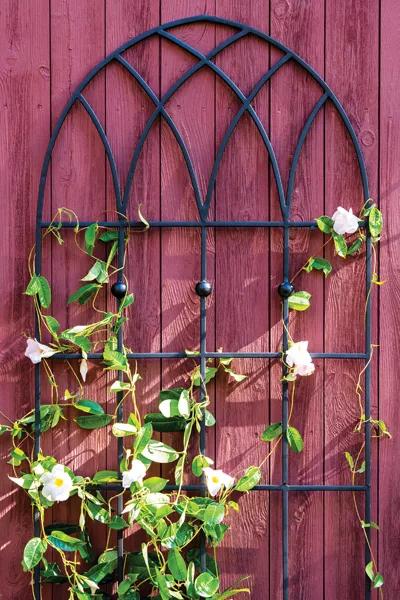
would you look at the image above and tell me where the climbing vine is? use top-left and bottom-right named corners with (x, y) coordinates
top-left (0, 200), bottom-right (388, 599)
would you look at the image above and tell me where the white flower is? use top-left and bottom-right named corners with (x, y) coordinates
top-left (80, 358), bottom-right (88, 382)
top-left (122, 459), bottom-right (147, 488)
top-left (40, 464), bottom-right (73, 502)
top-left (203, 467), bottom-right (234, 497)
top-left (332, 206), bottom-right (361, 235)
top-left (25, 338), bottom-right (57, 364)
top-left (286, 341), bottom-right (315, 377)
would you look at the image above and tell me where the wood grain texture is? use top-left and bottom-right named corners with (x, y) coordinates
top-left (215, 2), bottom-right (270, 597)
top-left (0, 2), bottom-right (395, 599)
top-left (269, 1), bottom-right (325, 598)
top-left (379, 0), bottom-right (400, 596)
top-left (324, 1), bottom-right (379, 598)
top-left (160, 0), bottom-right (216, 483)
top-left (104, 0), bottom-right (161, 559)
top-left (49, 2), bottom-right (107, 595)
top-left (0, 1), bottom-right (50, 597)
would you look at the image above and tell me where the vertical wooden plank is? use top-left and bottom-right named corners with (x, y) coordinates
top-left (159, 2), bottom-right (216, 481)
top-left (105, 0), bottom-right (160, 556)
top-left (324, 1), bottom-right (379, 598)
top-left (0, 1), bottom-right (50, 597)
top-left (49, 1), bottom-right (106, 592)
top-left (215, 3), bottom-right (270, 597)
top-left (379, 0), bottom-right (400, 595)
top-left (269, 2), bottom-right (325, 598)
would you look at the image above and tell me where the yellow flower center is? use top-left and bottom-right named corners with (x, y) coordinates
top-left (54, 477), bottom-right (64, 487)
top-left (211, 476), bottom-right (220, 484)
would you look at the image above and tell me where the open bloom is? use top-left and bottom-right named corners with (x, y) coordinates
top-left (203, 467), bottom-right (234, 497)
top-left (25, 338), bottom-right (57, 364)
top-left (40, 464), bottom-right (73, 502)
top-left (286, 341), bottom-right (315, 377)
top-left (122, 459), bottom-right (147, 488)
top-left (332, 206), bottom-right (361, 235)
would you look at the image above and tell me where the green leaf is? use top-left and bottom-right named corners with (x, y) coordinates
top-left (85, 223), bottom-right (98, 256)
top-left (192, 366), bottom-right (218, 387)
top-left (286, 426), bottom-right (304, 452)
top-left (82, 260), bottom-right (108, 284)
top-left (109, 515), bottom-right (129, 530)
top-left (22, 537), bottom-right (47, 571)
top-left (167, 548), bottom-right (187, 581)
top-left (112, 422), bottom-right (137, 437)
top-left (44, 315), bottom-right (60, 335)
top-left (144, 412), bottom-right (187, 433)
top-left (143, 477), bottom-right (169, 492)
top-left (141, 440), bottom-right (179, 464)
top-left (134, 423), bottom-right (153, 455)
top-left (365, 561), bottom-right (375, 581)
top-left (25, 274), bottom-right (40, 296)
top-left (120, 293), bottom-right (135, 310)
top-left (204, 410), bottom-right (216, 427)
top-left (344, 452), bottom-right (354, 471)
top-left (347, 237), bottom-right (363, 256)
top-left (92, 470), bottom-right (119, 484)
top-left (222, 366), bottom-right (247, 382)
top-left (117, 574), bottom-right (139, 597)
top-left (103, 345), bottom-right (128, 371)
top-left (159, 399), bottom-right (181, 419)
top-left (194, 572), bottom-right (220, 598)
top-left (75, 414), bottom-right (112, 429)
top-left (68, 283), bottom-right (100, 305)
top-left (203, 502), bottom-right (225, 526)
top-left (235, 466), bottom-right (261, 492)
top-left (99, 230), bottom-right (119, 242)
top-left (288, 291), bottom-right (311, 311)
top-left (47, 530), bottom-right (85, 552)
top-left (40, 562), bottom-right (66, 583)
top-left (25, 275), bottom-right (51, 308)
top-left (37, 276), bottom-right (52, 308)
top-left (303, 256), bottom-right (332, 277)
top-left (192, 455), bottom-right (213, 477)
top-left (332, 233), bottom-right (347, 258)
top-left (261, 422), bottom-right (282, 442)
top-left (316, 216), bottom-right (333, 234)
top-left (178, 389), bottom-right (191, 418)
top-left (369, 206), bottom-right (383, 240)
top-left (373, 573), bottom-right (384, 588)
top-left (74, 399), bottom-right (104, 416)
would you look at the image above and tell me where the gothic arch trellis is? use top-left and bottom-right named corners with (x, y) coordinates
top-left (34, 15), bottom-right (373, 599)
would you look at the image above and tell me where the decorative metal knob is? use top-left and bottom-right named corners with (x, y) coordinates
top-left (278, 281), bottom-right (294, 298)
top-left (195, 280), bottom-right (213, 297)
top-left (111, 281), bottom-right (127, 299)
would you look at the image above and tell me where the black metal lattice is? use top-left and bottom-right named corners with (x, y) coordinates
top-left (33, 15), bottom-right (372, 599)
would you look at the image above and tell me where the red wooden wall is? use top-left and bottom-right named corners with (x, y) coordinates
top-left (0, 1), bottom-right (398, 598)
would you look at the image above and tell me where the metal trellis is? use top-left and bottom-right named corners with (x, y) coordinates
top-left (33, 15), bottom-right (372, 600)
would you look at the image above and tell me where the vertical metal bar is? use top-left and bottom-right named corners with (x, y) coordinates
top-left (116, 224), bottom-right (125, 582)
top-left (282, 222), bottom-right (290, 600)
top-left (364, 232), bottom-right (372, 600)
top-left (199, 224), bottom-right (207, 572)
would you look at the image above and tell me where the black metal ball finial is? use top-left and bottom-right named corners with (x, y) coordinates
top-left (195, 280), bottom-right (213, 297)
top-left (111, 281), bottom-right (127, 299)
top-left (278, 280), bottom-right (295, 298)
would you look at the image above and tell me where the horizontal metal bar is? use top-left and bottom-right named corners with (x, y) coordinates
top-left (94, 483), bottom-right (367, 492)
top-left (41, 220), bottom-right (367, 229)
top-left (50, 351), bottom-right (368, 360)
top-left (41, 219), bottom-right (321, 229)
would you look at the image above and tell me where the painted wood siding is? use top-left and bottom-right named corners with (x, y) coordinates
top-left (0, 1), bottom-right (397, 598)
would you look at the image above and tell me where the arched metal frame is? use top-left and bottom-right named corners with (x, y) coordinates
top-left (34, 15), bottom-right (373, 600)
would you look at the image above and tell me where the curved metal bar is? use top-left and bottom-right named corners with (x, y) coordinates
top-left (77, 94), bottom-right (122, 213)
top-left (159, 29), bottom-right (287, 218)
top-left (205, 53), bottom-right (291, 217)
top-left (286, 93), bottom-right (329, 209)
top-left (35, 14), bottom-right (370, 228)
top-left (115, 55), bottom-right (203, 216)
top-left (119, 29), bottom-right (249, 218)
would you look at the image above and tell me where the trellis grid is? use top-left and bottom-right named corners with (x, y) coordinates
top-left (33, 15), bottom-right (372, 600)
